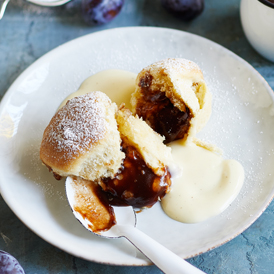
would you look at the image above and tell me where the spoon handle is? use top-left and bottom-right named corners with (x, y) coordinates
top-left (119, 225), bottom-right (206, 274)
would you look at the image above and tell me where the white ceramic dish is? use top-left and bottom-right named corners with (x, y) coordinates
top-left (240, 0), bottom-right (274, 62)
top-left (0, 27), bottom-right (274, 266)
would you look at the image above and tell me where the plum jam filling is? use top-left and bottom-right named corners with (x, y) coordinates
top-left (136, 73), bottom-right (193, 144)
top-left (101, 143), bottom-right (171, 208)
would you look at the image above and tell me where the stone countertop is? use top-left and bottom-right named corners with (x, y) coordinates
top-left (0, 0), bottom-right (274, 273)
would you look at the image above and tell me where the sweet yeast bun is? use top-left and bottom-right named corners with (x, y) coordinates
top-left (40, 91), bottom-right (125, 181)
top-left (131, 58), bottom-right (212, 143)
top-left (116, 105), bottom-right (172, 177)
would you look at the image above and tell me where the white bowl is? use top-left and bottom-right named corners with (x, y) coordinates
top-left (240, 0), bottom-right (274, 62)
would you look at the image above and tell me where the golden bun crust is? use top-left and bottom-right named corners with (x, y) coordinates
top-left (131, 58), bottom-right (212, 142)
top-left (40, 91), bottom-right (125, 181)
top-left (116, 105), bottom-right (172, 176)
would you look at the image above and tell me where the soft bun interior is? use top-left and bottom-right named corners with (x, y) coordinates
top-left (116, 105), bottom-right (173, 177)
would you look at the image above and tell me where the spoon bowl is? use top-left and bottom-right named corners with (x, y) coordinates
top-left (66, 177), bottom-right (136, 238)
top-left (65, 176), bottom-right (206, 274)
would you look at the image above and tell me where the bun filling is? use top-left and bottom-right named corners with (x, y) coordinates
top-left (100, 142), bottom-right (171, 208)
top-left (136, 72), bottom-right (193, 144)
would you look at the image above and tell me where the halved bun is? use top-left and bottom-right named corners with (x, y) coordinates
top-left (131, 58), bottom-right (212, 143)
top-left (40, 91), bottom-right (125, 181)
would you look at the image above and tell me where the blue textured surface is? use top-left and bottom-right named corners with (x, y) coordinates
top-left (1, 0), bottom-right (274, 273)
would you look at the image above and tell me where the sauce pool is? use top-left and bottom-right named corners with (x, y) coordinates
top-left (162, 140), bottom-right (244, 223)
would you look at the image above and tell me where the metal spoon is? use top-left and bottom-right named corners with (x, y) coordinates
top-left (0, 0), bottom-right (71, 20)
top-left (66, 176), bottom-right (206, 274)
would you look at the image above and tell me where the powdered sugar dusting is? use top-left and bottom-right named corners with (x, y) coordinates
top-left (147, 58), bottom-right (200, 73)
top-left (44, 92), bottom-right (108, 160)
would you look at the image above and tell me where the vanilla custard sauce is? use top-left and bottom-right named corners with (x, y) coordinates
top-left (163, 140), bottom-right (244, 223)
top-left (62, 69), bottom-right (245, 224)
top-left (60, 69), bottom-right (136, 109)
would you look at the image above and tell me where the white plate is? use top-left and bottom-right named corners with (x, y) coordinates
top-left (1, 27), bottom-right (274, 266)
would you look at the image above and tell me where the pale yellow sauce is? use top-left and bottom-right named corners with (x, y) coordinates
top-left (60, 69), bottom-right (136, 109)
top-left (61, 69), bottom-right (245, 224)
top-left (162, 140), bottom-right (244, 223)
